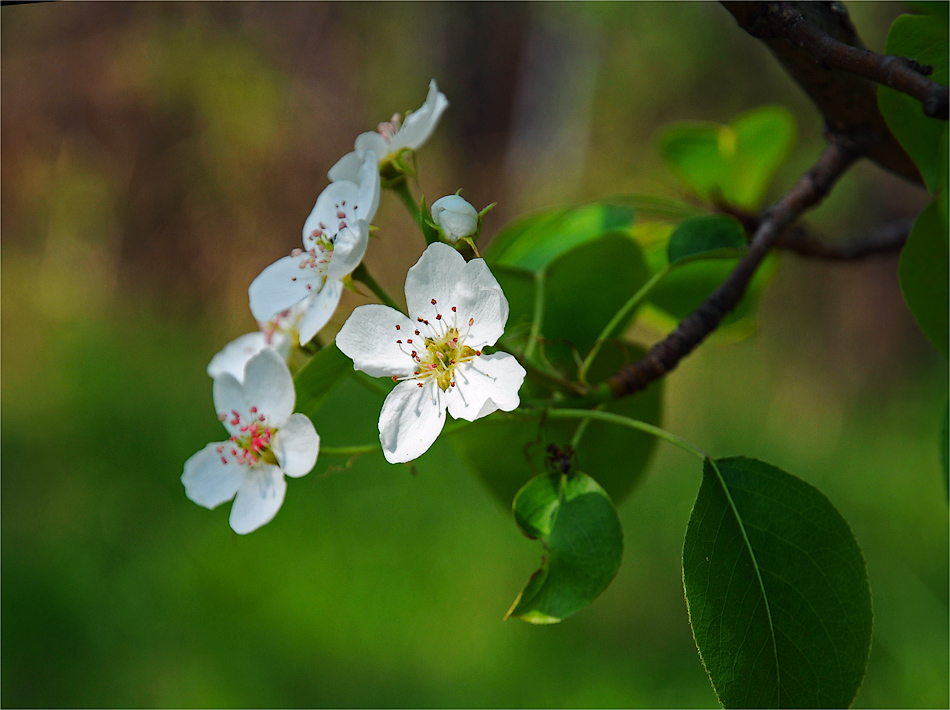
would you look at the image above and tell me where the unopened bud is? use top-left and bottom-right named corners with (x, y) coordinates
top-left (430, 195), bottom-right (479, 244)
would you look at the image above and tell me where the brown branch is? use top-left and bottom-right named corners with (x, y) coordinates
top-left (608, 136), bottom-right (863, 397)
top-left (721, 1), bottom-right (924, 185)
top-left (776, 218), bottom-right (912, 260)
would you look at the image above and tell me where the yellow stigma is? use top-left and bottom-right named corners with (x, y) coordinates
top-left (415, 327), bottom-right (478, 391)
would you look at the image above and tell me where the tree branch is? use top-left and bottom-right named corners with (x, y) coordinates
top-left (608, 136), bottom-right (863, 397)
top-left (775, 217), bottom-right (912, 260)
top-left (721, 1), bottom-right (924, 184)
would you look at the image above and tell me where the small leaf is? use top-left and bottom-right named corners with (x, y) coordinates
top-left (899, 200), bottom-right (950, 357)
top-left (683, 457), bottom-right (873, 709)
top-left (507, 471), bottom-right (623, 624)
top-left (667, 213), bottom-right (747, 266)
top-left (293, 343), bottom-right (353, 419)
top-left (485, 202), bottom-right (636, 273)
top-left (657, 106), bottom-right (796, 210)
top-left (879, 14), bottom-right (949, 192)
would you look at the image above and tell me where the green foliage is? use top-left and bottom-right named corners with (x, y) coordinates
top-left (293, 344), bottom-right (354, 421)
top-left (507, 471), bottom-right (623, 624)
top-left (941, 399), bottom-right (949, 500)
top-left (899, 200), bottom-right (950, 358)
top-left (657, 106), bottom-right (797, 210)
top-left (683, 457), bottom-right (873, 709)
top-left (666, 213), bottom-right (747, 266)
top-left (879, 14), bottom-right (949, 192)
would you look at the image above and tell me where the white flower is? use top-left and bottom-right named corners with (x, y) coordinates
top-left (336, 242), bottom-right (526, 464)
top-left (430, 195), bottom-right (479, 244)
top-left (248, 151), bottom-right (381, 345)
top-left (182, 348), bottom-right (320, 534)
top-left (328, 80), bottom-right (449, 182)
top-left (207, 301), bottom-right (310, 381)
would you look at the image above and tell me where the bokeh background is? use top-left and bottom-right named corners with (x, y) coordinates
top-left (2, 2), bottom-right (947, 707)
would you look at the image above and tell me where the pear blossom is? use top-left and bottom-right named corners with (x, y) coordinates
top-left (182, 348), bottom-right (320, 534)
top-left (328, 80), bottom-right (449, 182)
top-left (248, 151), bottom-right (381, 345)
top-left (430, 195), bottom-right (479, 244)
top-left (336, 242), bottom-right (526, 464)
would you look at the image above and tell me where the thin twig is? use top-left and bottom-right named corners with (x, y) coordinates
top-left (608, 135), bottom-right (863, 397)
top-left (776, 218), bottom-right (912, 260)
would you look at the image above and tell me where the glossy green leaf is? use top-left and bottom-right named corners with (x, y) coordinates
top-left (683, 457), bottom-right (873, 709)
top-left (293, 343), bottom-right (354, 420)
top-left (450, 343), bottom-right (662, 507)
top-left (905, 1), bottom-right (950, 25)
top-left (507, 471), bottom-right (623, 624)
top-left (879, 14), bottom-right (949, 192)
top-left (490, 263), bottom-right (536, 351)
top-left (667, 213), bottom-right (747, 266)
top-left (485, 202), bottom-right (636, 273)
top-left (899, 200), bottom-right (950, 357)
top-left (658, 106), bottom-right (796, 210)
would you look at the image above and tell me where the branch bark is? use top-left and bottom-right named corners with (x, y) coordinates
top-left (775, 218), bottom-right (912, 260)
top-left (608, 136), bottom-right (863, 397)
top-left (721, 1), bottom-right (925, 185)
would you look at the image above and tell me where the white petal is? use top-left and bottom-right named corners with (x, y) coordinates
top-left (213, 373), bottom-right (251, 437)
top-left (353, 131), bottom-right (389, 161)
top-left (248, 255), bottom-right (318, 323)
top-left (335, 304), bottom-right (418, 378)
top-left (444, 352), bottom-right (526, 422)
top-left (354, 151), bottom-right (380, 223)
top-left (273, 413), bottom-right (320, 477)
top-left (243, 349), bottom-right (295, 427)
top-left (392, 79), bottom-right (449, 152)
top-left (229, 464), bottom-right (287, 534)
top-left (378, 379), bottom-right (446, 463)
top-left (303, 181), bottom-right (359, 245)
top-left (327, 221), bottom-right (368, 281)
top-left (181, 442), bottom-right (244, 509)
top-left (297, 280), bottom-right (344, 346)
top-left (207, 332), bottom-right (270, 381)
top-left (404, 242), bottom-right (467, 318)
top-left (327, 150), bottom-right (362, 183)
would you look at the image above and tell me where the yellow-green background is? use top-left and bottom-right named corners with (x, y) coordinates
top-left (2, 3), bottom-right (946, 707)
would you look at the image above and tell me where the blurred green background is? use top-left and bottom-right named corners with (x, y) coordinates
top-left (2, 2), bottom-right (946, 707)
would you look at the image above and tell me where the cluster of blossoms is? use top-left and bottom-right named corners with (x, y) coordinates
top-left (183, 79), bottom-right (524, 532)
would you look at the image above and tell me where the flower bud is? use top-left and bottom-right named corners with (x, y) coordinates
top-left (430, 195), bottom-right (479, 244)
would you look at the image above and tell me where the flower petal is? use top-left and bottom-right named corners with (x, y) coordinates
top-left (378, 380), bottom-right (446, 463)
top-left (327, 150), bottom-right (362, 183)
top-left (248, 254), bottom-right (318, 323)
top-left (304, 181), bottom-right (359, 244)
top-left (228, 464), bottom-right (287, 534)
top-left (404, 242), bottom-right (467, 317)
top-left (273, 413), bottom-right (320, 477)
top-left (243, 349), bottom-right (295, 427)
top-left (181, 442), bottom-right (244, 509)
top-left (336, 303), bottom-right (418, 378)
top-left (207, 332), bottom-right (270, 381)
top-left (326, 221), bottom-right (368, 282)
top-left (213, 372), bottom-right (251, 437)
top-left (354, 151), bottom-right (380, 223)
top-left (353, 131), bottom-right (389, 162)
top-left (392, 79), bottom-right (449, 152)
top-left (297, 279), bottom-right (344, 346)
top-left (444, 352), bottom-right (526, 422)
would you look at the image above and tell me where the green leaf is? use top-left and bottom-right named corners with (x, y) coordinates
top-left (485, 202), bottom-right (636, 272)
top-left (905, 0), bottom-right (950, 25)
top-left (667, 213), bottom-right (747, 266)
top-left (657, 106), bottom-right (797, 210)
top-left (879, 14), bottom-right (949, 192)
top-left (941, 398), bottom-right (949, 501)
top-left (293, 343), bottom-right (353, 419)
top-left (899, 200), bottom-right (950, 357)
top-left (507, 471), bottom-right (623, 624)
top-left (683, 457), bottom-right (873, 709)
top-left (450, 343), bottom-right (662, 507)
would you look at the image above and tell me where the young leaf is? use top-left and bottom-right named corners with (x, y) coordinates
top-left (667, 213), bottom-right (747, 266)
top-left (657, 106), bottom-right (796, 210)
top-left (293, 343), bottom-right (353, 419)
top-left (899, 200), bottom-right (950, 358)
top-left (683, 457), bottom-right (873, 709)
top-left (878, 14), bottom-right (949, 192)
top-left (507, 471), bottom-right (623, 624)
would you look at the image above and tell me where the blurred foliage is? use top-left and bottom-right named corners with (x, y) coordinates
top-left (1, 2), bottom-right (947, 707)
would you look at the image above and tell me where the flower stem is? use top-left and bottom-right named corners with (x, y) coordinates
top-left (578, 266), bottom-right (669, 386)
top-left (352, 263), bottom-right (403, 313)
top-left (390, 179), bottom-right (436, 245)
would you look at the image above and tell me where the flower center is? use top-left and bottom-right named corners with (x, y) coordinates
top-left (295, 197), bottom-right (363, 291)
top-left (393, 300), bottom-right (481, 392)
top-left (216, 406), bottom-right (278, 467)
top-left (377, 113), bottom-right (401, 141)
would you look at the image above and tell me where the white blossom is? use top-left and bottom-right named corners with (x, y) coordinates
top-left (430, 195), bottom-right (479, 244)
top-left (182, 349), bottom-right (319, 534)
top-left (328, 80), bottom-right (449, 182)
top-left (336, 242), bottom-right (526, 464)
top-left (248, 151), bottom-right (380, 345)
